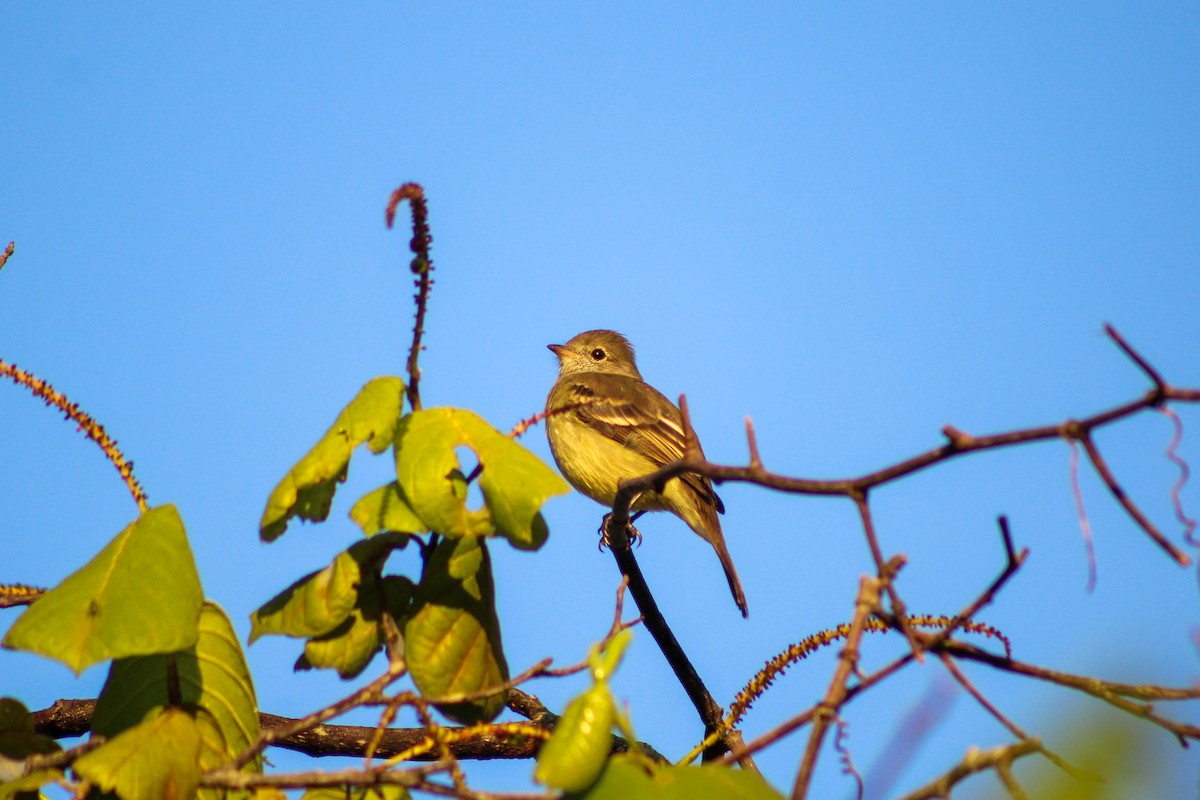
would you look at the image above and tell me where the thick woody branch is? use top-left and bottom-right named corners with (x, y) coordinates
top-left (30, 693), bottom-right (660, 763)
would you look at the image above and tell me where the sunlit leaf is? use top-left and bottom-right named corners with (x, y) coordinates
top-left (1, 505), bottom-right (203, 675)
top-left (405, 536), bottom-right (508, 723)
top-left (534, 684), bottom-right (615, 792)
top-left (394, 407), bottom-right (568, 547)
top-left (250, 552), bottom-right (360, 643)
top-left (349, 482), bottom-right (425, 536)
top-left (93, 602), bottom-right (261, 772)
top-left (75, 707), bottom-right (203, 800)
top-left (296, 575), bottom-right (413, 679)
top-left (260, 377), bottom-right (405, 541)
top-left (576, 755), bottom-right (786, 800)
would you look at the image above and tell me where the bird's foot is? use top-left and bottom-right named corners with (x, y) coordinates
top-left (598, 514), bottom-right (642, 550)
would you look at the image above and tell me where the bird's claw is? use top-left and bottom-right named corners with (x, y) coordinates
top-left (598, 514), bottom-right (642, 550)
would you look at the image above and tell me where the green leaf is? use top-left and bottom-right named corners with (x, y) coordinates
top-left (75, 707), bottom-right (203, 800)
top-left (534, 684), bottom-right (615, 792)
top-left (349, 482), bottom-right (425, 536)
top-left (405, 536), bottom-right (508, 723)
top-left (260, 377), bottom-right (406, 541)
top-left (576, 756), bottom-right (786, 800)
top-left (1, 505), bottom-right (203, 675)
top-left (296, 575), bottom-right (414, 679)
top-left (394, 408), bottom-right (569, 547)
top-left (250, 551), bottom-right (361, 643)
top-left (250, 534), bottom-right (409, 644)
top-left (0, 699), bottom-right (59, 760)
top-left (93, 602), bottom-right (261, 772)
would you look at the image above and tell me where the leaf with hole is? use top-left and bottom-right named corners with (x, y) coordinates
top-left (394, 407), bottom-right (568, 547)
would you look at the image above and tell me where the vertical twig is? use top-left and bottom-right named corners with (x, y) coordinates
top-left (386, 183), bottom-right (434, 412)
top-left (792, 572), bottom-right (882, 800)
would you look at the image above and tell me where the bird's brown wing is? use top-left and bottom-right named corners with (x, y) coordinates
top-left (563, 373), bottom-right (725, 513)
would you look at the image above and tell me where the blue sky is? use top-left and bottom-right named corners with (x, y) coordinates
top-left (2, 4), bottom-right (1198, 798)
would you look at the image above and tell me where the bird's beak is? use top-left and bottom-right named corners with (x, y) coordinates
top-left (549, 345), bottom-right (585, 367)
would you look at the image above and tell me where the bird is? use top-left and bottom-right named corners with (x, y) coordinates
top-left (544, 329), bottom-right (748, 617)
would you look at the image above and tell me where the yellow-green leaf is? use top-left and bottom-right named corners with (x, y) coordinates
top-left (577, 755), bottom-right (787, 800)
top-left (75, 707), bottom-right (203, 800)
top-left (394, 408), bottom-right (568, 548)
top-left (349, 482), bottom-right (425, 536)
top-left (0, 699), bottom-right (59, 760)
top-left (93, 602), bottom-right (261, 772)
top-left (296, 575), bottom-right (413, 679)
top-left (250, 551), bottom-right (361, 643)
top-left (260, 377), bottom-right (405, 541)
top-left (251, 532), bottom-right (409, 645)
top-left (2, 505), bottom-right (202, 675)
top-left (405, 536), bottom-right (508, 723)
top-left (534, 684), bottom-right (615, 792)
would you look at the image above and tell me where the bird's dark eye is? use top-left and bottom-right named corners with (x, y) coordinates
top-left (590, 348), bottom-right (606, 361)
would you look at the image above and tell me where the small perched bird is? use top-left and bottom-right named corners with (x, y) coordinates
top-left (544, 330), bottom-right (748, 617)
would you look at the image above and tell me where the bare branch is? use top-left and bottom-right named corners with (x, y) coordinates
top-left (792, 572), bottom-right (883, 800)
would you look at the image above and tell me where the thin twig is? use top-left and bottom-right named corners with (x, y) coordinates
top-left (1104, 322), bottom-right (1167, 397)
top-left (0, 241), bottom-right (14, 272)
top-left (1078, 431), bottom-right (1185, 563)
top-left (792, 572), bottom-right (883, 800)
top-left (852, 493), bottom-right (922, 660)
top-left (226, 663), bottom-right (406, 770)
top-left (896, 740), bottom-right (1042, 800)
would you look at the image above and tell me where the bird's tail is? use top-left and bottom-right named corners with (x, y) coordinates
top-left (677, 484), bottom-right (748, 617)
top-left (697, 512), bottom-right (748, 618)
top-left (713, 535), bottom-right (749, 618)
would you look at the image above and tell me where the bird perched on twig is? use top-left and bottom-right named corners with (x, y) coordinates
top-left (544, 329), bottom-right (748, 618)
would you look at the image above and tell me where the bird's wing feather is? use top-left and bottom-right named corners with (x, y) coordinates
top-left (561, 374), bottom-right (724, 513)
